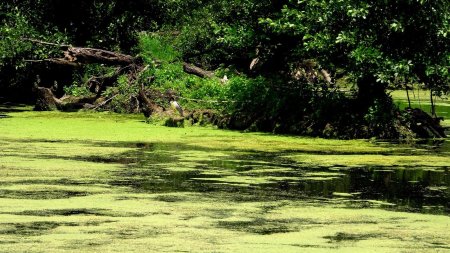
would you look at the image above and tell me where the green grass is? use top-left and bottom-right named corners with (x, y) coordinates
top-left (390, 90), bottom-right (450, 121)
top-left (0, 105), bottom-right (449, 252)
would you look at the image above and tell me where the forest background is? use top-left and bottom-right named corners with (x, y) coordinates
top-left (0, 0), bottom-right (448, 139)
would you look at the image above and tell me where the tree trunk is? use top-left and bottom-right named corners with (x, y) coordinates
top-left (34, 87), bottom-right (98, 111)
top-left (138, 85), bottom-right (162, 118)
top-left (182, 63), bottom-right (214, 78)
top-left (430, 90), bottom-right (436, 117)
top-left (64, 47), bottom-right (135, 65)
top-left (34, 87), bottom-right (60, 111)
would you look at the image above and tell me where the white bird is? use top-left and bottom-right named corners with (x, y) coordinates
top-left (169, 97), bottom-right (184, 117)
top-left (220, 75), bottom-right (229, 84)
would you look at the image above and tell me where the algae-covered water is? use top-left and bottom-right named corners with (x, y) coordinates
top-left (0, 103), bottom-right (449, 252)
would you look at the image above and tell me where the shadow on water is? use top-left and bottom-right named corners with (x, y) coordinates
top-left (87, 140), bottom-right (449, 215)
top-left (7, 138), bottom-right (449, 214)
top-left (0, 102), bottom-right (30, 114)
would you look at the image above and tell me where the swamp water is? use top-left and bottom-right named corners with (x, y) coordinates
top-left (0, 104), bottom-right (449, 252)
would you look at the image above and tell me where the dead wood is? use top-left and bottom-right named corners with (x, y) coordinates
top-left (182, 63), bottom-right (214, 78)
top-left (138, 84), bottom-right (163, 118)
top-left (34, 87), bottom-right (97, 111)
top-left (65, 47), bottom-right (135, 65)
top-left (26, 38), bottom-right (206, 118)
top-left (407, 108), bottom-right (447, 138)
top-left (87, 66), bottom-right (132, 96)
top-left (25, 38), bottom-right (136, 66)
top-left (34, 87), bottom-right (61, 111)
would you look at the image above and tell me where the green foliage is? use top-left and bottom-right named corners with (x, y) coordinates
top-left (261, 0), bottom-right (449, 94)
top-left (174, 0), bottom-right (277, 68)
top-left (103, 75), bottom-right (139, 113)
top-left (138, 33), bottom-right (180, 63)
top-left (1, 0), bottom-right (447, 139)
top-left (363, 95), bottom-right (400, 139)
top-left (63, 84), bottom-right (91, 97)
top-left (0, 5), bottom-right (68, 91)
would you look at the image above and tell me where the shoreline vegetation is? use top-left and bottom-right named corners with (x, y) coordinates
top-left (1, 1), bottom-right (448, 140)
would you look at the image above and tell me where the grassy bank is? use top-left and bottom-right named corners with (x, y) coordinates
top-left (391, 90), bottom-right (450, 127)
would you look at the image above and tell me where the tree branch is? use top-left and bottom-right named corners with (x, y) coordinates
top-left (21, 37), bottom-right (71, 48)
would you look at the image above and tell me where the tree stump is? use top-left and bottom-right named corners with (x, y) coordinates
top-left (34, 87), bottom-right (60, 111)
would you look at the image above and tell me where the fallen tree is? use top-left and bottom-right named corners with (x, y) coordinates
top-left (34, 86), bottom-right (97, 111)
top-left (26, 39), bottom-right (216, 117)
top-left (182, 62), bottom-right (214, 78)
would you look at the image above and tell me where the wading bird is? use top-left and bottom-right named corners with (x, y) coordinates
top-left (169, 97), bottom-right (184, 117)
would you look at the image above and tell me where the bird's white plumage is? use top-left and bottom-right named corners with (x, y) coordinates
top-left (170, 100), bottom-right (184, 116)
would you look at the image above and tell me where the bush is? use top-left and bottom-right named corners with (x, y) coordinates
top-left (63, 83), bottom-right (91, 97)
top-left (102, 75), bottom-right (139, 113)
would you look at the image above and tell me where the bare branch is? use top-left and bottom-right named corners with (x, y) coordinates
top-left (21, 37), bottom-right (71, 48)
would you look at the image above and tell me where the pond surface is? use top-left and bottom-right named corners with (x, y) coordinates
top-left (0, 106), bottom-right (449, 252)
top-left (106, 141), bottom-right (449, 215)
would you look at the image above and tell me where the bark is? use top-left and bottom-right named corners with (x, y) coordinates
top-left (182, 63), bottom-right (214, 78)
top-left (24, 38), bottom-right (135, 67)
top-left (87, 75), bottom-right (119, 95)
top-left (34, 87), bottom-right (60, 111)
top-left (138, 84), bottom-right (162, 118)
top-left (64, 47), bottom-right (135, 65)
top-left (34, 87), bottom-right (97, 111)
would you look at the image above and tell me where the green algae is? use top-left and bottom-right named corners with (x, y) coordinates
top-left (0, 106), bottom-right (449, 252)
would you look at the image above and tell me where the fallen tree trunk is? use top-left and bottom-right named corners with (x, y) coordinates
top-left (182, 63), bottom-right (214, 78)
top-left (407, 108), bottom-right (447, 138)
top-left (34, 87), bottom-right (98, 111)
top-left (87, 66), bottom-right (132, 96)
top-left (24, 38), bottom-right (136, 67)
top-left (34, 87), bottom-right (61, 111)
top-left (64, 47), bottom-right (135, 65)
top-left (138, 84), bottom-right (163, 118)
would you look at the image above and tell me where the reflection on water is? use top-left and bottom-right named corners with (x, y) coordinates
top-left (109, 141), bottom-right (449, 215)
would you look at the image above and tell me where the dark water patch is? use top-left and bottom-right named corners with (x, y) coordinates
top-left (103, 226), bottom-right (165, 240)
top-left (0, 240), bottom-right (19, 244)
top-left (36, 154), bottom-right (139, 165)
top-left (154, 195), bottom-right (188, 202)
top-left (0, 221), bottom-right (76, 236)
top-left (0, 105), bottom-right (30, 113)
top-left (6, 208), bottom-right (146, 218)
top-left (0, 189), bottom-right (89, 199)
top-left (11, 178), bottom-right (104, 186)
top-left (217, 218), bottom-right (291, 235)
top-left (324, 232), bottom-right (378, 243)
top-left (427, 242), bottom-right (450, 250)
top-left (342, 167), bottom-right (450, 213)
top-left (5, 138), bottom-right (448, 215)
top-left (9, 208), bottom-right (111, 217)
top-left (202, 209), bottom-right (235, 220)
top-left (103, 142), bottom-right (450, 214)
top-left (217, 217), bottom-right (324, 235)
top-left (377, 139), bottom-right (450, 155)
